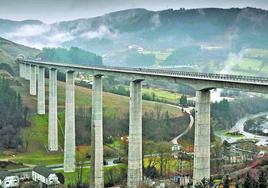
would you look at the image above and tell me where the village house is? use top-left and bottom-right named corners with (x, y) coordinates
top-left (0, 171), bottom-right (19, 188)
top-left (32, 166), bottom-right (60, 187)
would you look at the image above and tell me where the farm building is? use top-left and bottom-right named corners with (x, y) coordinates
top-left (32, 166), bottom-right (60, 187)
top-left (0, 171), bottom-right (19, 188)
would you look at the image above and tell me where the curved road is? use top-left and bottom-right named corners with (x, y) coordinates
top-left (232, 112), bottom-right (268, 146)
top-left (170, 106), bottom-right (194, 145)
top-left (216, 112), bottom-right (268, 145)
top-left (151, 102), bottom-right (194, 146)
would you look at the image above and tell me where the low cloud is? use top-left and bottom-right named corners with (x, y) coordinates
top-left (150, 13), bottom-right (161, 28)
top-left (2, 23), bottom-right (119, 49)
top-left (197, 9), bottom-right (206, 16)
top-left (4, 24), bottom-right (50, 38)
top-left (47, 32), bottom-right (74, 45)
top-left (2, 24), bottom-right (75, 49)
top-left (80, 25), bottom-right (118, 39)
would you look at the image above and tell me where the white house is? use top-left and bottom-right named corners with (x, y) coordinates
top-left (32, 166), bottom-right (60, 186)
top-left (0, 171), bottom-right (19, 188)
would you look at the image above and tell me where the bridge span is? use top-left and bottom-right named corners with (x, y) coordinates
top-left (16, 57), bottom-right (268, 187)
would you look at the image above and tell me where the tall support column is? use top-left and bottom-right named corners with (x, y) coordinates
top-left (193, 90), bottom-right (211, 185)
top-left (21, 63), bottom-right (26, 79)
top-left (37, 66), bottom-right (45, 114)
top-left (90, 75), bottom-right (104, 188)
top-left (64, 70), bottom-right (76, 172)
top-left (127, 79), bottom-right (143, 188)
top-left (19, 63), bottom-right (23, 77)
top-left (30, 64), bottom-right (36, 95)
top-left (26, 63), bottom-right (31, 80)
top-left (48, 68), bottom-right (58, 151)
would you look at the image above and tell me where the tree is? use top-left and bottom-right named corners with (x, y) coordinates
top-left (223, 175), bottom-right (229, 188)
top-left (155, 104), bottom-right (163, 120)
top-left (164, 111), bottom-right (171, 127)
top-left (157, 142), bottom-right (171, 177)
top-left (0, 78), bottom-right (27, 150)
top-left (258, 170), bottom-right (267, 188)
top-left (56, 173), bottom-right (65, 184)
top-left (244, 172), bottom-right (258, 188)
top-left (179, 95), bottom-right (188, 107)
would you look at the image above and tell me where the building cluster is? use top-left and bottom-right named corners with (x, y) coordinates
top-left (144, 175), bottom-right (191, 188)
top-left (0, 166), bottom-right (60, 188)
top-left (173, 174), bottom-right (191, 186)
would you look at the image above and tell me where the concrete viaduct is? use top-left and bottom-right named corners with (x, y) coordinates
top-left (16, 56), bottom-right (268, 187)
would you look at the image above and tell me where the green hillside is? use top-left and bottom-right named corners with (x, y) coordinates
top-left (0, 37), bottom-right (39, 58)
top-left (0, 37), bottom-right (40, 76)
top-left (2, 79), bottom-right (186, 166)
top-left (37, 47), bottom-right (103, 66)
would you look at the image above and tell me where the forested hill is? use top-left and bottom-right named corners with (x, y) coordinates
top-left (0, 37), bottom-right (39, 65)
top-left (0, 37), bottom-right (39, 77)
top-left (37, 47), bottom-right (103, 66)
top-left (0, 37), bottom-right (102, 74)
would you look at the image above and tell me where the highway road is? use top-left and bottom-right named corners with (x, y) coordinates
top-left (216, 112), bottom-right (268, 146)
top-left (232, 112), bottom-right (268, 146)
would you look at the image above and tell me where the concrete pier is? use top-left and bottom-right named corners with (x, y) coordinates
top-left (19, 63), bottom-right (26, 78)
top-left (48, 68), bottom-right (58, 151)
top-left (25, 64), bottom-right (31, 80)
top-left (30, 65), bottom-right (36, 95)
top-left (21, 63), bottom-right (26, 79)
top-left (19, 63), bottom-right (22, 77)
top-left (37, 66), bottom-right (45, 115)
top-left (127, 79), bottom-right (143, 188)
top-left (64, 70), bottom-right (76, 172)
top-left (193, 90), bottom-right (211, 185)
top-left (90, 75), bottom-right (104, 188)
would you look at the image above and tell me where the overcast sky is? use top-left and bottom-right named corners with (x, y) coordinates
top-left (1, 0), bottom-right (268, 23)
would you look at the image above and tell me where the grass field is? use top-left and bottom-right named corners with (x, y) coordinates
top-left (142, 87), bottom-right (182, 103)
top-left (58, 164), bottom-right (127, 186)
top-left (224, 131), bottom-right (244, 138)
top-left (228, 58), bottom-right (262, 72)
top-left (222, 48), bottom-right (268, 75)
top-left (124, 85), bottom-right (182, 104)
top-left (0, 78), bottom-right (184, 166)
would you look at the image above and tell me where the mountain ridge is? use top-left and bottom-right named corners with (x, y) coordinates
top-left (0, 7), bottom-right (266, 24)
top-left (0, 7), bottom-right (268, 70)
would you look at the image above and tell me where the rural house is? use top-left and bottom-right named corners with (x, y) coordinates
top-left (32, 166), bottom-right (60, 187)
top-left (0, 171), bottom-right (19, 188)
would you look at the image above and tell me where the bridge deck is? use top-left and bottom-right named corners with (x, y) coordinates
top-left (19, 58), bottom-right (268, 86)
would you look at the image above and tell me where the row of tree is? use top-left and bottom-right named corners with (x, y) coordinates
top-left (37, 47), bottom-right (103, 66)
top-left (0, 78), bottom-right (29, 150)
